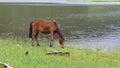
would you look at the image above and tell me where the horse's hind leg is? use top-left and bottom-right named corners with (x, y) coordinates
top-left (32, 28), bottom-right (38, 46)
top-left (35, 31), bottom-right (40, 46)
top-left (31, 37), bottom-right (34, 46)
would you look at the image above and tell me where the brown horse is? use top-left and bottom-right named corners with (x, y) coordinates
top-left (29, 19), bottom-right (65, 48)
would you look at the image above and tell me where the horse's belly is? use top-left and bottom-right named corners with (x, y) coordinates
top-left (41, 31), bottom-right (50, 34)
top-left (40, 30), bottom-right (50, 34)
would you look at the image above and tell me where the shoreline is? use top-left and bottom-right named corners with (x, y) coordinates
top-left (0, 2), bottom-right (120, 6)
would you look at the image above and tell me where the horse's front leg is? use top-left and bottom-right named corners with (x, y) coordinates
top-left (50, 32), bottom-right (54, 47)
top-left (35, 31), bottom-right (40, 46)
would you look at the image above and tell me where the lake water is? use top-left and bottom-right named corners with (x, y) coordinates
top-left (0, 3), bottom-right (120, 51)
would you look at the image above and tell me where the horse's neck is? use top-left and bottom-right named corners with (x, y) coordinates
top-left (57, 28), bottom-right (64, 40)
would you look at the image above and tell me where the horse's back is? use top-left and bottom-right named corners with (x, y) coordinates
top-left (31, 19), bottom-right (57, 33)
top-left (32, 19), bottom-right (56, 25)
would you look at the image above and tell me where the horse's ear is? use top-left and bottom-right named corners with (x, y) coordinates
top-left (52, 20), bottom-right (56, 22)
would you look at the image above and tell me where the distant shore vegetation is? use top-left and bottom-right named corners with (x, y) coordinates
top-left (66, 0), bottom-right (120, 2)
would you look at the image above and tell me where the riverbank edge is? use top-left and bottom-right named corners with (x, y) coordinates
top-left (0, 37), bottom-right (120, 68)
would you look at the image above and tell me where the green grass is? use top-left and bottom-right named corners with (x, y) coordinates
top-left (0, 37), bottom-right (120, 68)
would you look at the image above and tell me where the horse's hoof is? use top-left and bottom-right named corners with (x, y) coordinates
top-left (32, 43), bottom-right (34, 46)
top-left (50, 45), bottom-right (53, 47)
top-left (32, 44), bottom-right (34, 46)
top-left (61, 47), bottom-right (64, 48)
top-left (37, 44), bottom-right (40, 46)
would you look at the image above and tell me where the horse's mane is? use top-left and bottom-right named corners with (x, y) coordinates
top-left (55, 22), bottom-right (65, 40)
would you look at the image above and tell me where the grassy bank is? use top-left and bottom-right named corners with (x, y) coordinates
top-left (0, 37), bottom-right (120, 68)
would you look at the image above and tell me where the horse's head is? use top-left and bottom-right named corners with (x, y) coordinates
top-left (58, 32), bottom-right (66, 48)
top-left (59, 38), bottom-right (64, 48)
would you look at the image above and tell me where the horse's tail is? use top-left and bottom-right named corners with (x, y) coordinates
top-left (29, 22), bottom-right (32, 38)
